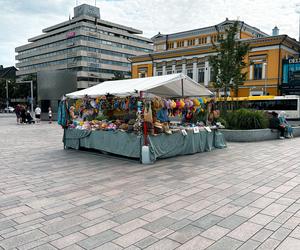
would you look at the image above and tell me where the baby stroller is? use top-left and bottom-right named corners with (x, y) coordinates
top-left (26, 111), bottom-right (35, 124)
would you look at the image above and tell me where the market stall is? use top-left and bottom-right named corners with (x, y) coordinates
top-left (61, 73), bottom-right (226, 163)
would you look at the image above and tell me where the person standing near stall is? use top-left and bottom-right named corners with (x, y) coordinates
top-left (48, 107), bottom-right (52, 124)
top-left (35, 105), bottom-right (41, 124)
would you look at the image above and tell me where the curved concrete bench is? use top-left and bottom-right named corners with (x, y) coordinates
top-left (220, 126), bottom-right (300, 142)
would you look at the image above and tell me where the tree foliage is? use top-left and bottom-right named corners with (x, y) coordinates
top-left (209, 21), bottom-right (250, 98)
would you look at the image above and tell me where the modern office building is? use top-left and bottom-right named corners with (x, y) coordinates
top-left (15, 4), bottom-right (153, 89)
top-left (131, 19), bottom-right (300, 97)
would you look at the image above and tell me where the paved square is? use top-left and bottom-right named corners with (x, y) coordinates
top-left (0, 115), bottom-right (300, 249)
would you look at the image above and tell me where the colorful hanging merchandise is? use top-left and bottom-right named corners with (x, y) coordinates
top-left (57, 98), bottom-right (70, 128)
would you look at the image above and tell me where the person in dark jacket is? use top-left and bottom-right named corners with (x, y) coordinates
top-left (269, 111), bottom-right (284, 139)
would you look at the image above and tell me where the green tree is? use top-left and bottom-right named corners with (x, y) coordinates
top-left (209, 21), bottom-right (250, 108)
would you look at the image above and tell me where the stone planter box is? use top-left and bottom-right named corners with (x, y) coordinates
top-left (220, 126), bottom-right (300, 142)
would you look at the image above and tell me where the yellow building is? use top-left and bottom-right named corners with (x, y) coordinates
top-left (131, 19), bottom-right (300, 97)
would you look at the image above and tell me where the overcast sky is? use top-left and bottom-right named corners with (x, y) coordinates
top-left (0, 0), bottom-right (300, 67)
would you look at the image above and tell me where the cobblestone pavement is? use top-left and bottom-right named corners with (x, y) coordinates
top-left (0, 114), bottom-right (300, 250)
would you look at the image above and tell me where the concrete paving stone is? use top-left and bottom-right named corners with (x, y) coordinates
top-left (0, 229), bottom-right (47, 249)
top-left (261, 203), bottom-right (288, 217)
top-left (78, 230), bottom-right (120, 249)
top-left (50, 232), bottom-right (87, 248)
top-left (81, 208), bottom-right (110, 220)
top-left (212, 203), bottom-right (242, 218)
top-left (228, 222), bottom-right (263, 242)
top-left (235, 206), bottom-right (261, 218)
top-left (251, 228), bottom-right (273, 242)
top-left (256, 238), bottom-right (281, 250)
top-left (31, 243), bottom-right (57, 250)
top-left (134, 236), bottom-right (158, 249)
top-left (249, 213), bottom-right (274, 226)
top-left (168, 224), bottom-right (203, 243)
top-left (112, 208), bottom-right (150, 224)
top-left (187, 209), bottom-right (211, 221)
top-left (0, 220), bottom-right (17, 231)
top-left (201, 225), bottom-right (230, 241)
top-left (282, 216), bottom-right (300, 230)
top-left (62, 244), bottom-right (85, 250)
top-left (290, 226), bottom-right (300, 239)
top-left (152, 228), bottom-right (174, 239)
top-left (124, 246), bottom-right (141, 250)
top-left (250, 197), bottom-right (275, 209)
top-left (237, 239), bottom-right (261, 250)
top-left (40, 216), bottom-right (87, 235)
top-left (13, 212), bottom-right (45, 224)
top-left (113, 228), bottom-right (152, 248)
top-left (59, 225), bottom-right (84, 236)
top-left (93, 242), bottom-right (123, 250)
top-left (270, 227), bottom-right (292, 241)
top-left (1, 206), bottom-right (33, 216)
top-left (142, 216), bottom-right (177, 233)
top-left (81, 220), bottom-right (118, 236)
top-left (273, 211), bottom-right (294, 224)
top-left (167, 209), bottom-right (194, 220)
top-left (144, 238), bottom-right (180, 250)
top-left (276, 237), bottom-right (300, 250)
top-left (17, 234), bottom-right (61, 250)
top-left (141, 208), bottom-right (170, 222)
top-left (192, 214), bottom-right (223, 230)
top-left (168, 218), bottom-right (192, 231)
top-left (112, 218), bottom-right (148, 235)
top-left (265, 221), bottom-right (282, 231)
top-left (206, 236), bottom-right (242, 250)
top-left (217, 214), bottom-right (248, 230)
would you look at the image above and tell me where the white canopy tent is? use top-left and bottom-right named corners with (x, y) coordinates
top-left (66, 73), bottom-right (213, 99)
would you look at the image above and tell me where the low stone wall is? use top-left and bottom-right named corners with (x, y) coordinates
top-left (220, 126), bottom-right (300, 142)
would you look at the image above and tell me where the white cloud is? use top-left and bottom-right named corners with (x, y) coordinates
top-left (0, 0), bottom-right (299, 67)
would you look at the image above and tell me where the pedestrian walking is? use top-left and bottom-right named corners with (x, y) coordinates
top-left (35, 105), bottom-right (41, 124)
top-left (15, 104), bottom-right (21, 124)
top-left (48, 107), bottom-right (52, 124)
top-left (20, 105), bottom-right (26, 124)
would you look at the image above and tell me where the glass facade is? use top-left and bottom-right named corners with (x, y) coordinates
top-left (282, 59), bottom-right (300, 95)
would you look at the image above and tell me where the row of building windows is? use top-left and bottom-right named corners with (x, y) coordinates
top-left (19, 56), bottom-right (131, 71)
top-left (18, 46), bottom-right (135, 63)
top-left (155, 63), bottom-right (265, 82)
top-left (162, 34), bottom-right (226, 50)
top-left (73, 66), bottom-right (131, 76)
top-left (81, 25), bottom-right (150, 44)
top-left (18, 35), bottom-right (152, 56)
top-left (155, 67), bottom-right (210, 83)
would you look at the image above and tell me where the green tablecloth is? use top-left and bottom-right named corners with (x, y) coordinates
top-left (63, 128), bottom-right (226, 161)
top-left (64, 129), bottom-right (142, 158)
top-left (148, 130), bottom-right (226, 161)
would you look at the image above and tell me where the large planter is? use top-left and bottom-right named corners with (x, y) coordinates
top-left (220, 126), bottom-right (300, 142)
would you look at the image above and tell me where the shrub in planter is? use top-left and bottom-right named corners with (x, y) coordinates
top-left (223, 109), bottom-right (269, 130)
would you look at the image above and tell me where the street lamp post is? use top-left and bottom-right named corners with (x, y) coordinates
top-left (6, 80), bottom-right (10, 112)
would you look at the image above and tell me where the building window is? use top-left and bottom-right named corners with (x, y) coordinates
top-left (187, 69), bottom-right (193, 79)
top-left (210, 68), bottom-right (215, 82)
top-left (254, 64), bottom-right (263, 80)
top-left (166, 70), bottom-right (172, 75)
top-left (177, 41), bottom-right (184, 47)
top-left (168, 42), bottom-right (174, 49)
top-left (198, 68), bottom-right (205, 83)
top-left (188, 39), bottom-right (195, 46)
top-left (157, 71), bottom-right (163, 76)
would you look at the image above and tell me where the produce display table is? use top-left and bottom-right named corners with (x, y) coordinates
top-left (63, 128), bottom-right (226, 162)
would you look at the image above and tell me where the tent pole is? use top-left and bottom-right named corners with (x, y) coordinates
top-left (181, 79), bottom-right (184, 97)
